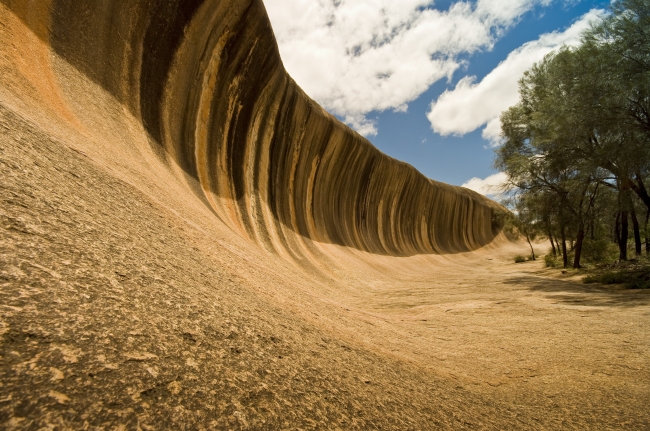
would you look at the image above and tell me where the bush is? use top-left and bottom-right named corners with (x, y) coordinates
top-left (544, 254), bottom-right (559, 267)
top-left (514, 255), bottom-right (526, 263)
top-left (583, 269), bottom-right (650, 289)
top-left (581, 239), bottom-right (618, 264)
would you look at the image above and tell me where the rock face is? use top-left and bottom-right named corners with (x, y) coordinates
top-left (3, 2), bottom-right (650, 429)
top-left (2, 0), bottom-right (502, 259)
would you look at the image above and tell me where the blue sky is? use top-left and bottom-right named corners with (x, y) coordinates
top-left (264, 0), bottom-right (611, 192)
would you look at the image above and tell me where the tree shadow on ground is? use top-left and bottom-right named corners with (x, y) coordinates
top-left (503, 276), bottom-right (650, 308)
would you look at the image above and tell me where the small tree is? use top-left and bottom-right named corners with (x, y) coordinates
top-left (496, 50), bottom-right (606, 268)
top-left (514, 197), bottom-right (540, 260)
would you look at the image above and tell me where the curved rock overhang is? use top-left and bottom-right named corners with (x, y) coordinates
top-left (1, 0), bottom-right (504, 258)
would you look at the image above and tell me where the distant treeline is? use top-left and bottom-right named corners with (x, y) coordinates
top-left (496, 0), bottom-right (650, 268)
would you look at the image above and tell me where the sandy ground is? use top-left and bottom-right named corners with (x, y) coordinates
top-left (1, 99), bottom-right (649, 429)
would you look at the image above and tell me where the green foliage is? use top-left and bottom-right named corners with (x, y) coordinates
top-left (584, 269), bottom-right (650, 289)
top-left (580, 239), bottom-right (619, 264)
top-left (495, 0), bottom-right (650, 268)
top-left (544, 254), bottom-right (559, 267)
top-left (500, 212), bottom-right (520, 240)
top-left (491, 209), bottom-right (508, 235)
top-left (514, 255), bottom-right (527, 263)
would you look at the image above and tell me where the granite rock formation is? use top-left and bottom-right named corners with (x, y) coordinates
top-left (6, 1), bottom-right (646, 430)
top-left (1, 0), bottom-right (502, 261)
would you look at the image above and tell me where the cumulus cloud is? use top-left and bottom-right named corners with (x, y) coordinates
top-left (481, 117), bottom-right (503, 143)
top-left (264, 0), bottom-right (555, 135)
top-left (427, 9), bottom-right (607, 144)
top-left (461, 171), bottom-right (508, 197)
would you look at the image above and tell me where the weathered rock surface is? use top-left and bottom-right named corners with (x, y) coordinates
top-left (1, 0), bottom-right (502, 260)
top-left (1, 1), bottom-right (649, 430)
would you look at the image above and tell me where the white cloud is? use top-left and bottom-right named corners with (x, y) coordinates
top-left (427, 9), bottom-right (607, 144)
top-left (344, 114), bottom-right (378, 136)
top-left (264, 0), bottom-right (555, 136)
top-left (475, 0), bottom-right (553, 29)
top-left (462, 171), bottom-right (508, 196)
top-left (481, 117), bottom-right (503, 145)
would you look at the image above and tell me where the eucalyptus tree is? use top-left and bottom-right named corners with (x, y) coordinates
top-left (496, 50), bottom-right (608, 268)
top-left (582, 0), bottom-right (650, 212)
top-left (495, 0), bottom-right (650, 264)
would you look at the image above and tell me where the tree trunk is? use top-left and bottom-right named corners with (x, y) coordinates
top-left (630, 171), bottom-right (650, 212)
top-left (619, 181), bottom-right (632, 261)
top-left (561, 224), bottom-right (568, 268)
top-left (573, 225), bottom-right (585, 269)
top-left (549, 231), bottom-right (557, 256)
top-left (526, 235), bottom-right (535, 260)
top-left (620, 208), bottom-right (629, 261)
top-left (645, 210), bottom-right (650, 254)
top-left (630, 200), bottom-right (642, 256)
top-left (615, 211), bottom-right (621, 245)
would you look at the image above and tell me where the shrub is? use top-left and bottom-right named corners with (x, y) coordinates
top-left (544, 254), bottom-right (559, 267)
top-left (583, 269), bottom-right (650, 289)
top-left (581, 239), bottom-right (618, 264)
top-left (514, 255), bottom-right (526, 263)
